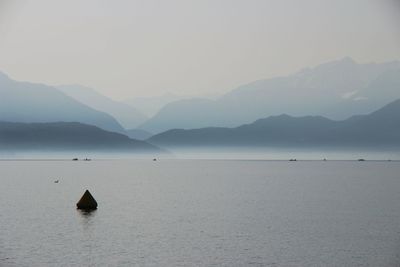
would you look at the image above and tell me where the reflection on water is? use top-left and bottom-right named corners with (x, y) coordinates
top-left (77, 209), bottom-right (97, 218)
top-left (77, 209), bottom-right (97, 227)
top-left (77, 209), bottom-right (98, 266)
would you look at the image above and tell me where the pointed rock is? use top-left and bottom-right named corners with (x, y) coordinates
top-left (76, 190), bottom-right (98, 210)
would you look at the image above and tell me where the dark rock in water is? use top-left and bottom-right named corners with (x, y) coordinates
top-left (76, 190), bottom-right (98, 210)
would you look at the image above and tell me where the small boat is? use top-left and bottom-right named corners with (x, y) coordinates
top-left (358, 159), bottom-right (365, 162)
top-left (72, 158), bottom-right (78, 161)
top-left (289, 159), bottom-right (297, 162)
top-left (54, 180), bottom-right (59, 183)
top-left (153, 158), bottom-right (157, 161)
top-left (84, 158), bottom-right (91, 161)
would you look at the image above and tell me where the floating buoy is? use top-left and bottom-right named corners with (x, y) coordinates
top-left (76, 190), bottom-right (98, 210)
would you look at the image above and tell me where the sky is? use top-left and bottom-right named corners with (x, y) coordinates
top-left (0, 0), bottom-right (399, 100)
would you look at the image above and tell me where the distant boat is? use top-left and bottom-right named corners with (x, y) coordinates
top-left (72, 158), bottom-right (78, 161)
top-left (54, 180), bottom-right (59, 183)
top-left (84, 158), bottom-right (91, 161)
top-left (153, 158), bottom-right (157, 161)
top-left (358, 159), bottom-right (366, 161)
top-left (289, 159), bottom-right (297, 161)
top-left (323, 158), bottom-right (327, 161)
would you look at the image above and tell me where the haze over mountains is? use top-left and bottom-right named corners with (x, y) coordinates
top-left (58, 85), bottom-right (148, 129)
top-left (124, 93), bottom-right (185, 117)
top-left (148, 99), bottom-right (400, 149)
top-left (140, 58), bottom-right (400, 133)
top-left (1, 57), bottom-right (400, 153)
top-left (0, 72), bottom-right (125, 134)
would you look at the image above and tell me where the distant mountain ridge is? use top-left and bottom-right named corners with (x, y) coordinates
top-left (140, 58), bottom-right (400, 133)
top-left (58, 85), bottom-right (148, 129)
top-left (148, 99), bottom-right (400, 149)
top-left (0, 121), bottom-right (162, 152)
top-left (125, 128), bottom-right (153, 140)
top-left (123, 93), bottom-right (186, 117)
top-left (0, 72), bottom-right (125, 133)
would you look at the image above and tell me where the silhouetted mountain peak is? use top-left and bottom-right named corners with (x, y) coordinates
top-left (307, 57), bottom-right (357, 74)
top-left (257, 114), bottom-right (292, 122)
top-left (250, 114), bottom-right (334, 129)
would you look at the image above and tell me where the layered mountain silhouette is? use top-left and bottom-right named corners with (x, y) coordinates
top-left (0, 72), bottom-right (125, 133)
top-left (58, 85), bottom-right (147, 129)
top-left (125, 128), bottom-right (153, 140)
top-left (140, 58), bottom-right (400, 133)
top-left (148, 99), bottom-right (400, 149)
top-left (0, 121), bottom-right (161, 152)
top-left (124, 93), bottom-right (184, 117)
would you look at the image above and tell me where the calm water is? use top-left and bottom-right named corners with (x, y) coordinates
top-left (1, 160), bottom-right (400, 266)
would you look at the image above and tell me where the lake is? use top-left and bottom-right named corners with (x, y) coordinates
top-left (1, 159), bottom-right (400, 266)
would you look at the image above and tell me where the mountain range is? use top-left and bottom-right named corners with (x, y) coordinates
top-left (140, 58), bottom-right (400, 133)
top-left (1, 57), bottom-right (400, 151)
top-left (58, 85), bottom-right (148, 129)
top-left (0, 121), bottom-right (161, 152)
top-left (0, 72), bottom-right (125, 134)
top-left (148, 99), bottom-right (400, 149)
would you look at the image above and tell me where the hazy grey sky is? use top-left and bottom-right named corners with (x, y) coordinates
top-left (0, 0), bottom-right (399, 99)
